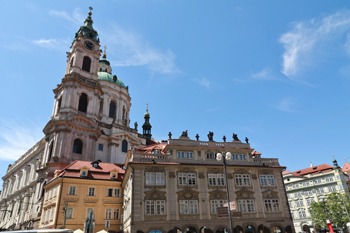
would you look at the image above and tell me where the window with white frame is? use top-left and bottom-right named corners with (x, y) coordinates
top-left (232, 154), bottom-right (247, 160)
top-left (306, 198), bottom-right (314, 206)
top-left (210, 200), bottom-right (227, 214)
top-left (68, 186), bottom-right (76, 195)
top-left (208, 174), bottom-right (225, 186)
top-left (49, 189), bottom-right (53, 199)
top-left (146, 172), bottom-right (165, 185)
top-left (114, 188), bottom-right (120, 197)
top-left (260, 175), bottom-right (275, 186)
top-left (177, 151), bottom-right (194, 159)
top-left (46, 209), bottom-right (50, 222)
top-left (313, 179), bottom-right (322, 184)
top-left (302, 181), bottom-right (310, 187)
top-left (107, 188), bottom-right (120, 197)
top-left (179, 200), bottom-right (198, 214)
top-left (105, 208), bottom-right (112, 219)
top-left (88, 187), bottom-right (95, 196)
top-left (50, 208), bottom-right (54, 221)
top-left (298, 209), bottom-right (306, 218)
top-left (178, 173), bottom-right (196, 186)
top-left (206, 152), bottom-right (216, 160)
top-left (145, 200), bottom-right (166, 215)
top-left (66, 207), bottom-right (73, 219)
top-left (264, 199), bottom-right (280, 212)
top-left (316, 187), bottom-right (324, 194)
top-left (325, 177), bottom-right (334, 182)
top-left (294, 192), bottom-right (302, 198)
top-left (296, 200), bottom-right (304, 207)
top-left (42, 211), bottom-right (46, 223)
top-left (54, 187), bottom-right (58, 197)
top-left (328, 185), bottom-right (337, 192)
top-left (238, 199), bottom-right (255, 213)
top-left (292, 184), bottom-right (299, 188)
top-left (288, 201), bottom-right (293, 208)
top-left (304, 190), bottom-right (313, 196)
top-left (113, 208), bottom-right (120, 219)
top-left (287, 193), bottom-right (293, 199)
top-left (235, 174), bottom-right (251, 186)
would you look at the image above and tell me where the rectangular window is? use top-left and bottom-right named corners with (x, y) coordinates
top-left (208, 174), bottom-right (225, 186)
top-left (68, 186), bottom-right (76, 195)
top-left (240, 154), bottom-right (246, 160)
top-left (42, 211), bottom-right (46, 223)
top-left (306, 198), bottom-right (314, 206)
top-left (288, 201), bottom-right (293, 208)
top-left (328, 185), bottom-right (337, 192)
top-left (210, 200), bottom-right (227, 214)
top-left (313, 179), bottom-right (322, 184)
top-left (264, 199), bottom-right (280, 212)
top-left (46, 209), bottom-right (50, 222)
top-left (235, 174), bottom-right (251, 186)
top-left (302, 182), bottom-right (310, 187)
top-left (45, 191), bottom-right (48, 201)
top-left (146, 172), bottom-right (165, 185)
top-left (298, 209), bottom-right (306, 218)
top-left (50, 208), bottom-right (54, 221)
top-left (66, 207), bottom-right (73, 219)
top-left (98, 144), bottom-right (103, 151)
top-left (54, 187), bottom-right (58, 197)
top-left (179, 200), bottom-right (198, 214)
top-left (88, 187), bottom-right (95, 196)
top-left (296, 200), bottom-right (304, 207)
top-left (260, 175), bottom-right (275, 186)
top-left (178, 173), bottom-right (196, 186)
top-left (114, 189), bottom-right (120, 197)
top-left (49, 190), bottom-right (53, 199)
top-left (177, 151), bottom-right (193, 159)
top-left (107, 188), bottom-right (113, 197)
top-left (304, 190), bottom-right (313, 196)
top-left (325, 177), bottom-right (334, 182)
top-left (294, 192), bottom-right (302, 198)
top-left (113, 208), bottom-right (119, 219)
top-left (316, 187), bottom-right (324, 194)
top-left (105, 208), bottom-right (112, 219)
top-left (238, 200), bottom-right (255, 213)
top-left (232, 154), bottom-right (246, 160)
top-left (206, 152), bottom-right (216, 160)
top-left (145, 200), bottom-right (166, 215)
top-left (292, 184), bottom-right (299, 188)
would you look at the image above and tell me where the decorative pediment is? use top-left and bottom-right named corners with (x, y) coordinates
top-left (144, 189), bottom-right (166, 200)
top-left (209, 190), bottom-right (227, 200)
top-left (233, 169), bottom-right (250, 175)
top-left (69, 115), bottom-right (98, 129)
top-left (207, 168), bottom-right (223, 174)
top-left (177, 188), bottom-right (199, 200)
top-left (109, 132), bottom-right (143, 145)
top-left (235, 188), bottom-right (255, 199)
top-left (258, 169), bottom-right (274, 175)
top-left (169, 172), bottom-right (176, 178)
top-left (262, 189), bottom-right (279, 198)
top-left (145, 167), bottom-right (165, 172)
top-left (178, 167), bottom-right (196, 173)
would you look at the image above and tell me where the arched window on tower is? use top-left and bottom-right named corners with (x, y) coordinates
top-left (78, 93), bottom-right (88, 113)
top-left (122, 140), bottom-right (128, 153)
top-left (73, 139), bottom-right (83, 154)
top-left (70, 57), bottom-right (74, 68)
top-left (47, 140), bottom-right (54, 162)
top-left (82, 56), bottom-right (91, 72)
top-left (109, 101), bottom-right (116, 118)
top-left (56, 98), bottom-right (62, 115)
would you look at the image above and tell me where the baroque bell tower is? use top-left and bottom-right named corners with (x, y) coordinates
top-left (42, 8), bottom-right (103, 178)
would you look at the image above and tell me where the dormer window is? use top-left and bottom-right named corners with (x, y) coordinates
top-left (82, 171), bottom-right (87, 176)
top-left (80, 166), bottom-right (89, 177)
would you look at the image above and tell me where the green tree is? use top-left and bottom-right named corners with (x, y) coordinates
top-left (309, 192), bottom-right (350, 230)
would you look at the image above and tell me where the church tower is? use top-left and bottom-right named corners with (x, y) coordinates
top-left (142, 105), bottom-right (152, 142)
top-left (42, 9), bottom-right (103, 177)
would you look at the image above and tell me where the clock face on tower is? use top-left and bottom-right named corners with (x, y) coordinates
top-left (84, 40), bottom-right (95, 51)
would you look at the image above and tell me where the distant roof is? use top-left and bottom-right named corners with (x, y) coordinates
top-left (282, 170), bottom-right (291, 175)
top-left (136, 143), bottom-right (167, 154)
top-left (287, 164), bottom-right (333, 177)
top-left (98, 72), bottom-right (128, 89)
top-left (48, 160), bottom-right (125, 184)
top-left (252, 151), bottom-right (262, 155)
top-left (342, 162), bottom-right (350, 172)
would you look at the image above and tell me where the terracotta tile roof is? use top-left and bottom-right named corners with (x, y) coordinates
top-left (136, 143), bottom-right (167, 154)
top-left (290, 164), bottom-right (333, 176)
top-left (49, 160), bottom-right (125, 183)
top-left (282, 170), bottom-right (291, 175)
top-left (342, 162), bottom-right (350, 172)
top-left (252, 151), bottom-right (262, 155)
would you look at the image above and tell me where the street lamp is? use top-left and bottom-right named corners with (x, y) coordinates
top-left (217, 151), bottom-right (234, 233)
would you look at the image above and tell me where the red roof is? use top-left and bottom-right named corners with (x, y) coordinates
top-left (252, 151), bottom-right (262, 155)
top-left (49, 160), bottom-right (125, 183)
top-left (290, 164), bottom-right (333, 176)
top-left (282, 170), bottom-right (291, 175)
top-left (342, 162), bottom-right (350, 172)
top-left (136, 143), bottom-right (167, 154)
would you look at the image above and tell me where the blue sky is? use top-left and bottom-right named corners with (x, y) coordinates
top-left (1, 1), bottom-right (350, 187)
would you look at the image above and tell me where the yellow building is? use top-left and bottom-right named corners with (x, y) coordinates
top-left (39, 160), bottom-right (124, 232)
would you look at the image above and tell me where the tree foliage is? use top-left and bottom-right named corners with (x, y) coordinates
top-left (309, 192), bottom-right (350, 229)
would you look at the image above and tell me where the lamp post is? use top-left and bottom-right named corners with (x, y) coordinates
top-left (217, 151), bottom-right (234, 233)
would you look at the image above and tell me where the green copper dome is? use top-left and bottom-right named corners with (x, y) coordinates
top-left (98, 72), bottom-right (128, 90)
top-left (75, 12), bottom-right (99, 42)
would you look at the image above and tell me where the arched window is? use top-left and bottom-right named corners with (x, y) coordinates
top-left (99, 68), bottom-right (102, 72)
top-left (109, 101), bottom-right (116, 118)
top-left (73, 139), bottom-right (83, 154)
top-left (57, 98), bottom-right (62, 114)
top-left (122, 140), bottom-right (128, 153)
top-left (271, 227), bottom-right (281, 233)
top-left (47, 141), bottom-right (54, 162)
top-left (82, 56), bottom-right (91, 72)
top-left (70, 57), bottom-right (74, 68)
top-left (78, 93), bottom-right (88, 113)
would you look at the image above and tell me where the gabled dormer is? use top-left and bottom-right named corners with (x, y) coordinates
top-left (80, 166), bottom-right (90, 177)
top-left (110, 169), bottom-right (119, 180)
top-left (91, 160), bottom-right (101, 168)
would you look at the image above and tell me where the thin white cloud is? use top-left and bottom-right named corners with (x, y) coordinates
top-left (200, 78), bottom-right (210, 89)
top-left (279, 9), bottom-right (350, 78)
top-left (48, 8), bottom-right (83, 25)
top-left (33, 38), bottom-right (70, 51)
top-left (272, 98), bottom-right (295, 112)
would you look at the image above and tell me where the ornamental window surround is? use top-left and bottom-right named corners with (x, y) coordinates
top-left (238, 199), bottom-right (255, 213)
top-left (313, 179), bottom-right (322, 185)
top-left (68, 186), bottom-right (76, 195)
top-left (260, 175), bottom-right (275, 186)
top-left (235, 174), bottom-right (251, 186)
top-left (145, 200), bottom-right (166, 215)
top-left (208, 174), bottom-right (225, 186)
top-left (232, 154), bottom-right (247, 160)
top-left (179, 200), bottom-right (198, 215)
top-left (315, 187), bottom-right (324, 194)
top-left (210, 200), bottom-right (227, 214)
top-left (298, 209), bottom-right (306, 218)
top-left (88, 187), bottom-right (95, 196)
top-left (304, 190), bottom-right (313, 196)
top-left (66, 207), bottom-right (74, 219)
top-left (325, 176), bottom-right (334, 182)
top-left (146, 172), bottom-right (165, 185)
top-left (206, 152), bottom-right (216, 160)
top-left (306, 198), bottom-right (314, 206)
top-left (264, 199), bottom-right (280, 212)
top-left (178, 173), bottom-right (196, 186)
top-left (296, 200), bottom-right (304, 207)
top-left (328, 185), bottom-right (337, 192)
top-left (177, 151), bottom-right (194, 159)
top-left (107, 188), bottom-right (120, 197)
